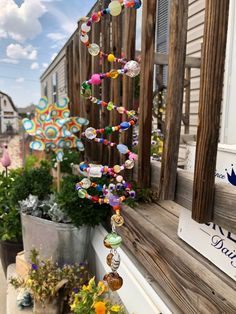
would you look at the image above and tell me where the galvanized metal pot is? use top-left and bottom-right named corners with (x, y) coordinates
top-left (21, 213), bottom-right (90, 265)
top-left (33, 298), bottom-right (63, 314)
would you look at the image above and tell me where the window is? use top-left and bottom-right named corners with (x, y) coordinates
top-left (3, 111), bottom-right (14, 115)
top-left (4, 99), bottom-right (7, 106)
top-left (44, 81), bottom-right (48, 98)
top-left (52, 72), bottom-right (58, 103)
top-left (155, 0), bottom-right (170, 86)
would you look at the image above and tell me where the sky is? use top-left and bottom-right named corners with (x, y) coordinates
top-left (0, 0), bottom-right (97, 108)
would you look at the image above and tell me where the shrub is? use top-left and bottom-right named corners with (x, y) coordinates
top-left (57, 175), bottom-right (111, 227)
top-left (11, 162), bottom-right (53, 205)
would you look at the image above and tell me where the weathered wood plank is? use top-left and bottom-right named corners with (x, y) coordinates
top-left (121, 7), bottom-right (136, 178)
top-left (192, 0), bottom-right (230, 222)
top-left (90, 4), bottom-right (101, 162)
top-left (147, 161), bottom-right (236, 234)
top-left (119, 204), bottom-right (236, 313)
top-left (109, 14), bottom-right (122, 166)
top-left (138, 0), bottom-right (157, 187)
top-left (159, 0), bottom-right (188, 200)
top-left (100, 0), bottom-right (111, 165)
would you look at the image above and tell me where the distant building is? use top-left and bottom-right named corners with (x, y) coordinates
top-left (0, 91), bottom-right (19, 133)
top-left (17, 104), bottom-right (35, 119)
top-left (40, 47), bottom-right (67, 105)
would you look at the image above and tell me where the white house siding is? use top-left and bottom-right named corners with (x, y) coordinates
top-left (0, 92), bottom-right (19, 133)
top-left (181, 0), bottom-right (205, 136)
top-left (40, 47), bottom-right (67, 104)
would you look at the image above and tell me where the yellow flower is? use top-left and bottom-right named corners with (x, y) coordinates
top-left (111, 305), bottom-right (121, 312)
top-left (26, 279), bottom-right (34, 286)
top-left (97, 281), bottom-right (108, 295)
top-left (70, 302), bottom-right (76, 311)
top-left (94, 301), bottom-right (106, 314)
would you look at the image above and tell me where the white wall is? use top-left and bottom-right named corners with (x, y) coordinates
top-left (0, 94), bottom-right (19, 133)
top-left (221, 1), bottom-right (236, 144)
top-left (89, 225), bottom-right (172, 314)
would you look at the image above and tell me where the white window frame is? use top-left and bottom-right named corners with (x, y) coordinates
top-left (221, 1), bottom-right (236, 144)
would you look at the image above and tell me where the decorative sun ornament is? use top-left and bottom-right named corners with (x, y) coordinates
top-left (22, 97), bottom-right (89, 161)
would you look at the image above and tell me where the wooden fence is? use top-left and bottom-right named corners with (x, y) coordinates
top-left (66, 0), bottom-right (232, 230)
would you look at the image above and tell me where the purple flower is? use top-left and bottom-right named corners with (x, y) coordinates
top-left (73, 288), bottom-right (79, 293)
top-left (31, 264), bottom-right (38, 270)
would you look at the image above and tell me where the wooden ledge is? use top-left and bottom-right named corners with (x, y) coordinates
top-left (140, 162), bottom-right (236, 234)
top-left (120, 203), bottom-right (236, 313)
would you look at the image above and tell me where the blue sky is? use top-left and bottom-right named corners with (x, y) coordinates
top-left (0, 0), bottom-right (96, 108)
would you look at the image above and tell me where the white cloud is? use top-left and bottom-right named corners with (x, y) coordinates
top-left (0, 58), bottom-right (19, 64)
top-left (0, 0), bottom-right (46, 41)
top-left (49, 6), bottom-right (76, 34)
top-left (31, 62), bottom-right (39, 70)
top-left (6, 44), bottom-right (37, 60)
top-left (51, 44), bottom-right (58, 49)
top-left (42, 63), bottom-right (48, 69)
top-left (0, 29), bottom-right (7, 38)
top-left (47, 32), bottom-right (66, 41)
top-left (51, 52), bottom-right (58, 61)
top-left (16, 77), bottom-right (24, 83)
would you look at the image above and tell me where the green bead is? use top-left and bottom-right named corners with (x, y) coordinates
top-left (82, 81), bottom-right (91, 90)
top-left (105, 126), bottom-right (113, 135)
top-left (78, 189), bottom-right (87, 198)
top-left (107, 101), bottom-right (114, 111)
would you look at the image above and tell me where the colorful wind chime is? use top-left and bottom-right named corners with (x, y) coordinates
top-left (76, 0), bottom-right (142, 292)
top-left (22, 97), bottom-right (88, 190)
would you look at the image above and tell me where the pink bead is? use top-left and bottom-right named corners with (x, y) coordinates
top-left (92, 12), bottom-right (100, 22)
top-left (90, 74), bottom-right (101, 85)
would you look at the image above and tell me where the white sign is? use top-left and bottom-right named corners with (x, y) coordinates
top-left (178, 208), bottom-right (236, 281)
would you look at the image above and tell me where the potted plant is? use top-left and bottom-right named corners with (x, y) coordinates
top-left (10, 249), bottom-right (89, 314)
top-left (18, 169), bottom-right (110, 265)
top-left (70, 277), bottom-right (125, 314)
top-left (0, 169), bottom-right (23, 276)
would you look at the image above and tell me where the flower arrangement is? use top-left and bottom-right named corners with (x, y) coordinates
top-left (10, 249), bottom-right (89, 306)
top-left (70, 277), bottom-right (125, 314)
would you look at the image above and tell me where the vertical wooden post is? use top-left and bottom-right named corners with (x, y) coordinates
top-left (109, 14), bottom-right (122, 166)
top-left (121, 8), bottom-right (136, 167)
top-left (91, 4), bottom-right (101, 162)
top-left (57, 161), bottom-right (61, 192)
top-left (73, 31), bottom-right (81, 116)
top-left (137, 0), bottom-right (157, 188)
top-left (101, 0), bottom-right (111, 165)
top-left (192, 0), bottom-right (230, 222)
top-left (184, 67), bottom-right (191, 134)
top-left (159, 0), bottom-right (188, 199)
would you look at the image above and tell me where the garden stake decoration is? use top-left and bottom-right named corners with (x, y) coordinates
top-left (77, 0), bottom-right (142, 292)
top-left (22, 97), bottom-right (89, 191)
top-left (0, 143), bottom-right (11, 177)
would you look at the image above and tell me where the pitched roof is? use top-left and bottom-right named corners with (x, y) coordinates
top-left (0, 90), bottom-right (18, 112)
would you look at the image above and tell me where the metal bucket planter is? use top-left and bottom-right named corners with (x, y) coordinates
top-left (34, 298), bottom-right (64, 314)
top-left (21, 213), bottom-right (90, 265)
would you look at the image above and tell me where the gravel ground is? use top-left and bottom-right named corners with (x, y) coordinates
top-left (0, 135), bottom-right (23, 172)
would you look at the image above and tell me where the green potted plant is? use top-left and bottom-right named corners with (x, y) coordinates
top-left (18, 168), bottom-right (110, 266)
top-left (0, 169), bottom-right (23, 276)
top-left (70, 277), bottom-right (125, 314)
top-left (10, 249), bottom-right (89, 314)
